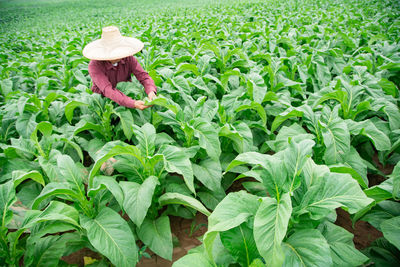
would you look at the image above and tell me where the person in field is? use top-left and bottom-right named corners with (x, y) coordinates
top-left (83, 26), bottom-right (156, 110)
top-left (83, 26), bottom-right (156, 174)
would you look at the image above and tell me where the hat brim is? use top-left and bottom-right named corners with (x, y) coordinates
top-left (83, 37), bottom-right (144, 60)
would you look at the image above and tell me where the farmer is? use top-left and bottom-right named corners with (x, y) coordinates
top-left (83, 26), bottom-right (156, 174)
top-left (82, 26), bottom-right (156, 110)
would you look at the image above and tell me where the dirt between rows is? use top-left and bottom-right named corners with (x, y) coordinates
top-left (335, 208), bottom-right (383, 250)
top-left (137, 213), bottom-right (208, 267)
top-left (334, 153), bottom-right (393, 250)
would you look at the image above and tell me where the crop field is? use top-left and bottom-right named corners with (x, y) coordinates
top-left (1, 0), bottom-right (400, 266)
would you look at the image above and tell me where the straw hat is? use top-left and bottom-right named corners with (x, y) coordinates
top-left (83, 26), bottom-right (144, 60)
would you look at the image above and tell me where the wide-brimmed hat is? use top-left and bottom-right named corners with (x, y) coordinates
top-left (83, 26), bottom-right (144, 60)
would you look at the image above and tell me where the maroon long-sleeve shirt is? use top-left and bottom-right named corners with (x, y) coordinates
top-left (88, 56), bottom-right (157, 108)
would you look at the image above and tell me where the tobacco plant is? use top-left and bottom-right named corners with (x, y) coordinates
top-left (0, 0), bottom-right (400, 266)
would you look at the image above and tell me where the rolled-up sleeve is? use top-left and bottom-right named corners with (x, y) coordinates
top-left (88, 61), bottom-right (136, 108)
top-left (130, 57), bottom-right (157, 95)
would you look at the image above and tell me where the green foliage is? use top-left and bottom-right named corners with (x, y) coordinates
top-left (1, 0), bottom-right (400, 266)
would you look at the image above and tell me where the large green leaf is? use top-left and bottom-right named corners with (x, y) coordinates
top-left (209, 233), bottom-right (236, 265)
top-left (31, 121), bottom-right (53, 138)
top-left (59, 138), bottom-right (84, 163)
top-left (159, 192), bottom-right (210, 216)
top-left (73, 120), bottom-right (107, 137)
top-left (224, 121), bottom-right (255, 153)
top-left (192, 158), bottom-right (222, 193)
top-left (321, 118), bottom-right (350, 165)
top-left (12, 170), bottom-right (45, 188)
top-left (364, 180), bottom-right (394, 203)
top-left (191, 77), bottom-right (216, 97)
top-left (220, 223), bottom-right (260, 267)
top-left (0, 78), bottom-right (13, 96)
top-left (132, 123), bottom-right (156, 157)
top-left (225, 151), bottom-right (272, 172)
top-left (347, 119), bottom-right (391, 151)
top-left (28, 220), bottom-right (76, 243)
top-left (30, 122), bottom-right (53, 158)
top-left (120, 176), bottom-right (159, 227)
top-left (226, 152), bottom-right (287, 197)
top-left (389, 161), bottom-right (400, 200)
top-left (192, 97), bottom-right (219, 122)
top-left (15, 113), bottom-right (37, 139)
top-left (267, 123), bottom-right (314, 152)
top-left (32, 182), bottom-right (79, 209)
top-left (158, 145), bottom-right (194, 193)
top-left (80, 207), bottom-right (138, 267)
top-left (57, 154), bottom-right (86, 199)
top-left (17, 181), bottom-right (43, 208)
top-left (271, 108), bottom-right (303, 132)
top-left (319, 221), bottom-right (369, 266)
top-left (362, 238), bottom-right (400, 267)
top-left (282, 229), bottom-right (332, 267)
top-left (73, 69), bottom-right (89, 86)
top-left (381, 216), bottom-right (400, 250)
top-left (383, 102), bottom-right (400, 131)
top-left (331, 146), bottom-right (368, 188)
top-left (23, 201), bottom-right (80, 229)
top-left (197, 189), bottom-right (226, 210)
top-left (360, 208), bottom-right (395, 231)
top-left (176, 62), bottom-right (200, 76)
top-left (64, 100), bottom-right (88, 123)
top-left (220, 124), bottom-right (245, 153)
top-left (4, 137), bottom-right (37, 160)
top-left (38, 149), bottom-right (62, 183)
top-left (283, 139), bottom-right (315, 193)
top-left (329, 164), bottom-right (367, 189)
top-left (145, 96), bottom-right (181, 114)
top-left (113, 109), bottom-right (134, 140)
top-left (24, 233), bottom-right (78, 267)
top-left (88, 175), bottom-right (124, 209)
top-left (0, 181), bottom-right (17, 227)
top-left (137, 216), bottom-right (173, 261)
top-left (173, 252), bottom-right (214, 267)
top-left (315, 90), bottom-right (348, 112)
top-left (204, 191), bottom-right (259, 259)
top-left (190, 118), bottom-right (221, 160)
top-left (295, 173), bottom-right (373, 220)
top-left (171, 75), bottom-right (192, 95)
top-left (235, 101), bottom-right (267, 127)
top-left (250, 258), bottom-right (267, 267)
top-left (254, 193), bottom-right (292, 267)
top-left (301, 158), bottom-right (330, 188)
top-left (246, 72), bottom-right (267, 104)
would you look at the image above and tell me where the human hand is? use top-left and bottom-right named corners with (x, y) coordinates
top-left (148, 91), bottom-right (156, 101)
top-left (134, 100), bottom-right (150, 110)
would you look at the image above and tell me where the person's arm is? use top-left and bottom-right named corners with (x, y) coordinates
top-left (88, 61), bottom-right (136, 108)
top-left (131, 57), bottom-right (157, 97)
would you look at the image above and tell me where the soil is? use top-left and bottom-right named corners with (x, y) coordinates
top-left (368, 153), bottom-right (395, 186)
top-left (335, 208), bottom-right (383, 250)
top-left (334, 152), bottom-right (392, 250)
top-left (62, 248), bottom-right (102, 266)
top-left (82, 150), bottom-right (93, 167)
top-left (367, 173), bottom-right (387, 187)
top-left (137, 213), bottom-right (208, 267)
top-left (372, 153), bottom-right (395, 176)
